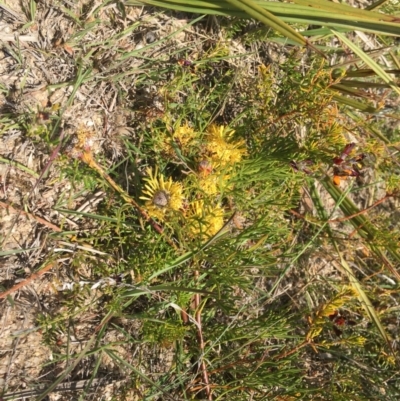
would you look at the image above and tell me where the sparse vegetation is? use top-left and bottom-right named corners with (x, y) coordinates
top-left (0, 0), bottom-right (399, 400)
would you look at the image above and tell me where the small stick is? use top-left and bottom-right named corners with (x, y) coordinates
top-left (193, 270), bottom-right (212, 400)
top-left (0, 201), bottom-right (62, 232)
top-left (1, 34), bottom-right (38, 42)
top-left (32, 129), bottom-right (66, 196)
top-left (328, 194), bottom-right (393, 223)
top-left (0, 4), bottom-right (25, 21)
top-left (0, 262), bottom-right (55, 299)
top-left (289, 193), bottom-right (393, 224)
top-left (274, 340), bottom-right (309, 361)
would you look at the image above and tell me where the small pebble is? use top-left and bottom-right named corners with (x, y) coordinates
top-left (145, 31), bottom-right (157, 44)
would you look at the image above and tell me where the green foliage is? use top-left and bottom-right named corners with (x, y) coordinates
top-left (2, 1), bottom-right (400, 400)
top-left (33, 41), bottom-right (400, 397)
top-left (142, 318), bottom-right (188, 346)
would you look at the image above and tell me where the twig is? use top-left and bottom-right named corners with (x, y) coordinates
top-left (328, 193), bottom-right (393, 223)
top-left (94, 312), bottom-right (115, 334)
top-left (193, 270), bottom-right (212, 400)
top-left (0, 201), bottom-right (62, 232)
top-left (274, 340), bottom-right (310, 361)
top-left (32, 129), bottom-right (66, 196)
top-left (1, 34), bottom-right (38, 42)
top-left (289, 193), bottom-right (393, 224)
top-left (0, 4), bottom-right (25, 21)
top-left (0, 261), bottom-right (55, 299)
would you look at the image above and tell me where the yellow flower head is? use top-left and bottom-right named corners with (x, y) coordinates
top-left (187, 201), bottom-right (224, 239)
top-left (194, 159), bottom-right (232, 196)
top-left (164, 123), bottom-right (197, 156)
top-left (140, 167), bottom-right (183, 220)
top-left (173, 123), bottom-right (196, 147)
top-left (198, 173), bottom-right (219, 196)
top-left (205, 124), bottom-right (247, 166)
top-left (67, 125), bottom-right (96, 159)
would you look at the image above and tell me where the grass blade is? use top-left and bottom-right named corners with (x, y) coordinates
top-left (224, 0), bottom-right (307, 46)
top-left (335, 257), bottom-right (392, 349)
top-left (333, 30), bottom-right (400, 96)
top-left (292, 0), bottom-right (397, 22)
top-left (0, 247), bottom-right (38, 256)
top-left (309, 182), bottom-right (394, 352)
top-left (126, 1), bottom-right (400, 37)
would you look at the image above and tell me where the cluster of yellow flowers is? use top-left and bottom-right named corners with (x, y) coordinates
top-left (187, 201), bottom-right (225, 239)
top-left (140, 124), bottom-right (247, 240)
top-left (204, 124), bottom-right (247, 167)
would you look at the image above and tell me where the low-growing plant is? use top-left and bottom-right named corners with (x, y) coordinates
top-left (1, 1), bottom-right (400, 400)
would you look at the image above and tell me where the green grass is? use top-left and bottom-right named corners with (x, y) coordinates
top-left (1, 1), bottom-right (400, 400)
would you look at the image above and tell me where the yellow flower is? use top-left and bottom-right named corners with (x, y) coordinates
top-left (346, 336), bottom-right (367, 347)
top-left (187, 201), bottom-right (224, 239)
top-left (67, 125), bottom-right (96, 159)
top-left (164, 123), bottom-right (197, 156)
top-left (140, 167), bottom-right (183, 220)
top-left (173, 123), bottom-right (196, 146)
top-left (193, 159), bottom-right (233, 196)
top-left (198, 173), bottom-right (219, 196)
top-left (204, 124), bottom-right (247, 166)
